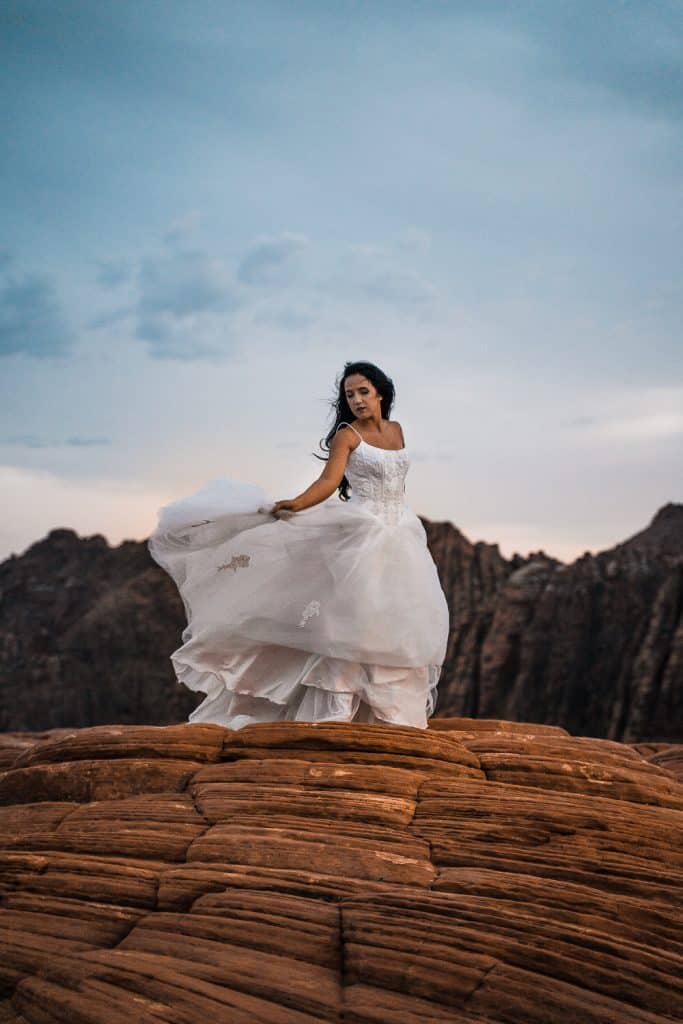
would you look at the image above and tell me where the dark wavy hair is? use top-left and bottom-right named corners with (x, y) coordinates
top-left (313, 360), bottom-right (396, 500)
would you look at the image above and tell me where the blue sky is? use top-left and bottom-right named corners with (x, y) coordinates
top-left (1, 0), bottom-right (681, 562)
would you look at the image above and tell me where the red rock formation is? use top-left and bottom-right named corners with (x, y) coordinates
top-left (1, 504), bottom-right (681, 741)
top-left (0, 529), bottom-right (193, 731)
top-left (0, 718), bottom-right (682, 1022)
top-left (423, 503), bottom-right (683, 740)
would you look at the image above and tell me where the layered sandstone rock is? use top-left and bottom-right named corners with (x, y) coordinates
top-left (1, 718), bottom-right (682, 1022)
top-left (1, 504), bottom-right (681, 741)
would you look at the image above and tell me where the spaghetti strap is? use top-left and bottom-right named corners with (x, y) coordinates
top-left (335, 421), bottom-right (364, 443)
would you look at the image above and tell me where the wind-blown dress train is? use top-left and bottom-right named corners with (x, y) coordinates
top-left (148, 421), bottom-right (450, 729)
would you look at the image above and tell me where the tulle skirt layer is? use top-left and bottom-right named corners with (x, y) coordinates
top-left (148, 479), bottom-right (450, 730)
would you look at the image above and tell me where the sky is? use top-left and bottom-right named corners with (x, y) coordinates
top-left (1, 0), bottom-right (681, 564)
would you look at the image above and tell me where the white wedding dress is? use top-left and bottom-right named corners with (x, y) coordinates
top-left (148, 421), bottom-right (450, 729)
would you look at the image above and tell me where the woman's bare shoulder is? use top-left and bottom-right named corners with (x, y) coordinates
top-left (388, 419), bottom-right (405, 444)
top-left (331, 423), bottom-right (361, 451)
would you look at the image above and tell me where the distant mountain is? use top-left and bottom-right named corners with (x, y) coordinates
top-left (423, 503), bottom-right (683, 741)
top-left (0, 505), bottom-right (681, 740)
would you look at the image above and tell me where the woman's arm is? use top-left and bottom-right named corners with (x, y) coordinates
top-left (270, 430), bottom-right (354, 516)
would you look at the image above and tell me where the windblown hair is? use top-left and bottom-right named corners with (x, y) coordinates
top-left (313, 360), bottom-right (396, 501)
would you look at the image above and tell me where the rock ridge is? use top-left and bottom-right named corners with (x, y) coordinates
top-left (0, 503), bottom-right (681, 740)
top-left (1, 717), bottom-right (682, 1022)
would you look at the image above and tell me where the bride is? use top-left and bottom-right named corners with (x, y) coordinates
top-left (148, 360), bottom-right (450, 729)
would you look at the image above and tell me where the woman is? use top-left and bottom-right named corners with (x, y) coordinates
top-left (148, 360), bottom-right (450, 729)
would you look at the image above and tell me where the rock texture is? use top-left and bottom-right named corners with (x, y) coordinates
top-left (423, 502), bottom-right (683, 740)
top-left (1, 504), bottom-right (681, 740)
top-left (1, 717), bottom-right (682, 1023)
top-left (0, 529), bottom-right (192, 732)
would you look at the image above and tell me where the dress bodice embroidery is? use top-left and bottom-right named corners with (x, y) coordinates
top-left (337, 423), bottom-right (410, 527)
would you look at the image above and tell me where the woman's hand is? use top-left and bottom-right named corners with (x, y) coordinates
top-left (270, 498), bottom-right (301, 518)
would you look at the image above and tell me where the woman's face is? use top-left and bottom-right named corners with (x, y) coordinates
top-left (344, 374), bottom-right (383, 421)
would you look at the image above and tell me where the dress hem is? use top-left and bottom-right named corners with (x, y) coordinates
top-left (172, 652), bottom-right (441, 731)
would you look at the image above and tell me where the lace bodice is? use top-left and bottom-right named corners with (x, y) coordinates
top-left (338, 423), bottom-right (410, 526)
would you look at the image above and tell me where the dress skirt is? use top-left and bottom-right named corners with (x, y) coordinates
top-left (148, 478), bottom-right (450, 729)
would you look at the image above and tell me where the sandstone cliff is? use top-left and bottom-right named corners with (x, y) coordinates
top-left (0, 504), bottom-right (681, 740)
top-left (423, 502), bottom-right (683, 741)
top-left (0, 718), bottom-right (682, 1023)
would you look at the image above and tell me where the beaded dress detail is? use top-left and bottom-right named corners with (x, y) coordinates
top-left (148, 421), bottom-right (450, 729)
top-left (344, 432), bottom-right (409, 527)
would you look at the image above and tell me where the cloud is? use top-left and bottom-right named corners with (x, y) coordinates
top-left (251, 303), bottom-right (316, 331)
top-left (64, 436), bottom-right (112, 447)
top-left (360, 267), bottom-right (437, 308)
top-left (449, 2), bottom-right (683, 122)
top-left (393, 228), bottom-right (432, 255)
top-left (3, 434), bottom-right (50, 449)
top-left (562, 387), bottom-right (683, 443)
top-left (2, 435), bottom-right (111, 448)
top-left (86, 305), bottom-right (135, 330)
top-left (87, 224), bottom-right (443, 359)
top-left (597, 413), bottom-right (683, 442)
top-left (95, 260), bottom-right (131, 288)
top-left (163, 210), bottom-right (203, 246)
top-left (135, 242), bottom-right (241, 360)
top-left (327, 243), bottom-right (438, 316)
top-left (91, 228), bottom-right (316, 358)
top-left (138, 247), bottom-right (233, 318)
top-left (88, 215), bottom-right (248, 360)
top-left (0, 270), bottom-right (73, 359)
top-left (136, 311), bottom-right (239, 361)
top-left (529, 3), bottom-right (683, 121)
top-left (237, 233), bottom-right (309, 286)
